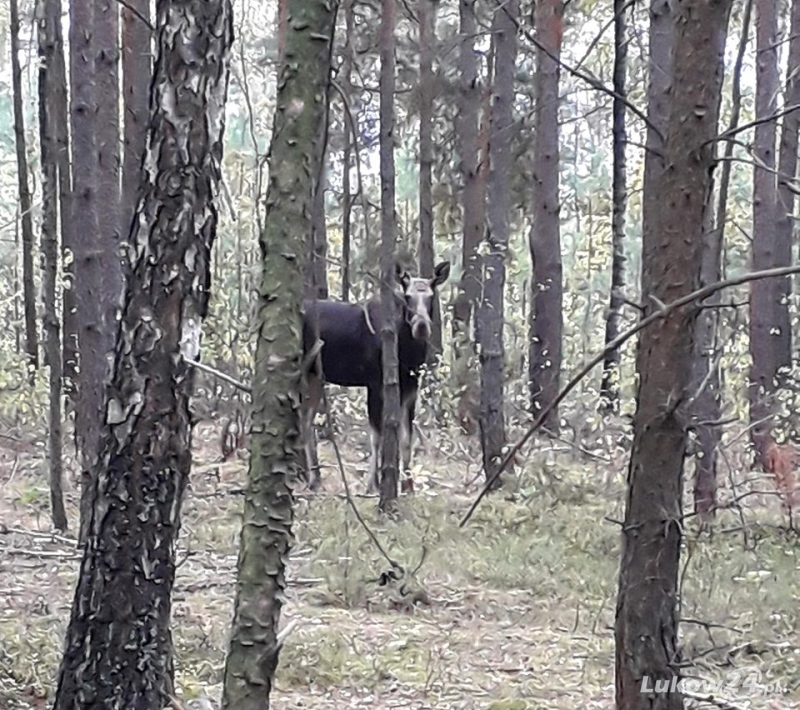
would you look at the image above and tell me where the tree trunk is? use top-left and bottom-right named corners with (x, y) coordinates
top-left (69, 0), bottom-right (103, 543)
top-left (528, 0), bottom-right (564, 432)
top-left (478, 0), bottom-right (517, 484)
top-left (599, 0), bottom-right (629, 414)
top-left (749, 0), bottom-right (781, 464)
top-left (221, 2), bottom-right (334, 706)
top-left (340, 0), bottom-right (354, 302)
top-left (121, 0), bottom-right (152, 236)
top-left (640, 0), bottom-right (673, 301)
top-left (94, 0), bottom-right (122, 327)
top-left (418, 0), bottom-right (441, 359)
top-left (50, 0), bottom-right (76, 409)
top-left (53, 3), bottom-right (233, 707)
top-left (614, 0), bottom-right (732, 707)
top-left (10, 0), bottom-right (40, 375)
top-left (692, 0), bottom-right (752, 523)
top-left (775, 0), bottom-right (800, 376)
top-left (38, 0), bottom-right (68, 533)
top-left (379, 0), bottom-right (401, 509)
top-left (310, 156), bottom-right (330, 299)
top-left (453, 7), bottom-right (490, 436)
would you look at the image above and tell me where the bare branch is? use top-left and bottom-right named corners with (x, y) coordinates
top-left (460, 265), bottom-right (800, 527)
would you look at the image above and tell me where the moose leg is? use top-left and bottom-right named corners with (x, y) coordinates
top-left (366, 386), bottom-right (383, 493)
top-left (400, 391), bottom-right (417, 480)
top-left (301, 374), bottom-right (322, 489)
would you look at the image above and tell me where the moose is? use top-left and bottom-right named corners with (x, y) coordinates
top-left (300, 260), bottom-right (451, 492)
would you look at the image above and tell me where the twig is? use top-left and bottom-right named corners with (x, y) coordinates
top-left (711, 103), bottom-right (800, 145)
top-left (460, 264), bottom-right (800, 527)
top-left (185, 357), bottom-right (251, 394)
top-left (0, 525), bottom-right (76, 546)
top-left (682, 688), bottom-right (751, 710)
top-left (114, 0), bottom-right (154, 31)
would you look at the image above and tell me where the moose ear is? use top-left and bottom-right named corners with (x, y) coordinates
top-left (430, 260), bottom-right (451, 288)
top-left (395, 262), bottom-right (411, 289)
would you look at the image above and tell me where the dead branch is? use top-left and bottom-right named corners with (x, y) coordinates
top-left (460, 264), bottom-right (800, 527)
top-left (185, 357), bottom-right (251, 394)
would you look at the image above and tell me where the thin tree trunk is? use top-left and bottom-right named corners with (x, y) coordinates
top-left (614, 0), bottom-right (732, 707)
top-left (221, 1), bottom-right (334, 706)
top-left (121, 0), bottom-right (151, 236)
top-left (38, 0), bottom-right (68, 533)
top-left (478, 0), bottom-right (517, 484)
top-left (599, 0), bottom-right (629, 413)
top-left (749, 0), bottom-right (781, 465)
top-left (10, 0), bottom-right (39, 375)
top-left (53, 3), bottom-right (233, 707)
top-left (50, 0), bottom-right (76, 409)
top-left (775, 0), bottom-right (800, 376)
top-left (528, 0), bottom-right (564, 432)
top-left (311, 157), bottom-right (330, 299)
top-left (418, 0), bottom-right (440, 358)
top-left (692, 0), bottom-right (752, 523)
top-left (341, 0), bottom-right (354, 302)
top-left (379, 0), bottom-right (401, 509)
top-left (452, 0), bottom-right (485, 435)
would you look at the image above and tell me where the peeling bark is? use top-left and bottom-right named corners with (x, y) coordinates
top-left (220, 0), bottom-right (335, 705)
top-left (38, 0), bottom-right (68, 532)
top-left (614, 0), bottom-right (732, 707)
top-left (53, 2), bottom-right (233, 707)
top-left (478, 0), bottom-right (517, 484)
top-left (10, 0), bottom-right (39, 375)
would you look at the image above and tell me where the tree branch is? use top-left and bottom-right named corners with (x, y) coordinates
top-left (459, 265), bottom-right (800, 527)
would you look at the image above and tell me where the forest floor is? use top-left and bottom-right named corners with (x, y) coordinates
top-left (0, 415), bottom-right (798, 710)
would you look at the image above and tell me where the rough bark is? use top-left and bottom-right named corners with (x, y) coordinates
top-left (10, 0), bottom-right (40, 374)
top-left (614, 0), bottom-right (732, 707)
top-left (692, 0), bottom-right (752, 523)
top-left (599, 0), bottom-right (629, 413)
top-left (418, 0), bottom-right (441, 358)
top-left (341, 0), bottom-right (354, 302)
top-left (38, 0), bottom-right (68, 532)
top-left (122, 0), bottom-right (152, 236)
top-left (69, 0), bottom-right (103, 543)
top-left (379, 0), bottom-right (401, 509)
top-left (749, 0), bottom-right (781, 463)
top-left (477, 0), bottom-right (517, 483)
top-left (220, 0), bottom-right (335, 705)
top-left (528, 0), bottom-right (564, 432)
top-left (53, 3), bottom-right (233, 707)
top-left (775, 0), bottom-right (800, 376)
